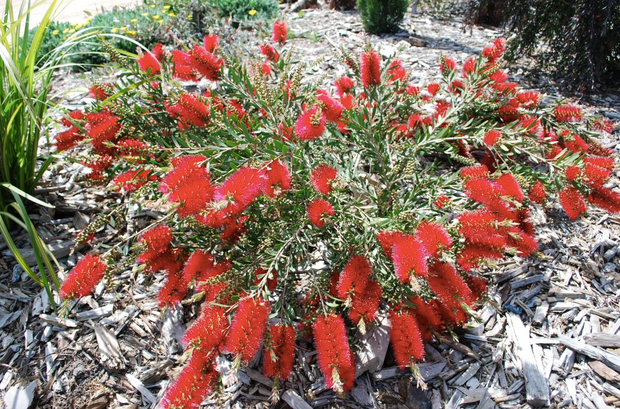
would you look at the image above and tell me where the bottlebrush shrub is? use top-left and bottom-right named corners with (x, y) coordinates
top-left (56, 27), bottom-right (618, 405)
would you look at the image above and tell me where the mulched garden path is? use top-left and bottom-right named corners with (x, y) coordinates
top-left (1, 3), bottom-right (619, 409)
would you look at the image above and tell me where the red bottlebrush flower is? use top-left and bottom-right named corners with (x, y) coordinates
top-left (261, 62), bottom-right (272, 76)
top-left (389, 310), bottom-right (425, 370)
top-left (143, 248), bottom-right (185, 275)
top-left (587, 186), bottom-right (620, 213)
top-left (377, 230), bottom-right (406, 260)
top-left (89, 84), bottom-right (112, 100)
top-left (403, 85), bottom-right (419, 97)
top-left (195, 261), bottom-right (231, 294)
top-left (220, 216), bottom-right (248, 244)
top-left (584, 163), bottom-right (612, 187)
top-left (59, 254), bottom-right (107, 299)
top-left (295, 106), bottom-right (326, 141)
top-left (387, 59), bottom-right (407, 83)
top-left (440, 56), bottom-right (457, 74)
top-left (273, 20), bottom-right (288, 44)
top-left (182, 250), bottom-right (214, 286)
top-left (516, 91), bottom-right (540, 108)
top-left (434, 194), bottom-right (450, 209)
top-left (464, 274), bottom-right (487, 299)
top-left (457, 245), bottom-right (504, 271)
top-left (310, 165), bottom-right (338, 195)
top-left (87, 111), bottom-right (121, 154)
top-left (408, 296), bottom-right (442, 333)
top-left (264, 159), bottom-right (291, 197)
top-left (189, 45), bottom-right (224, 81)
top-left (559, 186), bottom-right (587, 221)
top-left (484, 130), bottom-right (502, 146)
top-left (314, 314), bottom-right (355, 393)
top-left (203, 34), bottom-right (219, 52)
top-left (61, 109), bottom-right (84, 127)
top-left (459, 165), bottom-right (489, 180)
top-left (263, 324), bottom-right (296, 380)
top-left (427, 82), bottom-right (440, 96)
top-left (317, 90), bottom-right (344, 122)
top-left (340, 94), bottom-right (355, 110)
top-left (260, 43), bottom-right (279, 62)
top-left (167, 94), bottom-right (210, 128)
top-left (138, 52), bottom-right (161, 74)
top-left (278, 124), bottom-right (294, 141)
top-left (82, 155), bottom-right (113, 173)
top-left (591, 116), bottom-right (615, 133)
top-left (254, 267), bottom-right (278, 292)
top-left (408, 113), bottom-right (423, 129)
top-left (482, 37), bottom-right (506, 60)
top-left (554, 104), bottom-right (583, 122)
top-left (183, 305), bottom-right (228, 353)
top-left (529, 181), bottom-right (546, 203)
top-left (335, 76), bottom-right (355, 96)
top-left (494, 82), bottom-right (518, 96)
top-left (565, 166), bottom-right (582, 182)
top-left (462, 57), bottom-right (476, 76)
top-left (214, 166), bottom-right (267, 216)
top-left (337, 255), bottom-right (371, 299)
top-left (392, 235), bottom-right (429, 281)
top-left (360, 50), bottom-right (381, 87)
top-left (490, 70), bottom-right (508, 83)
top-left (112, 169), bottom-right (159, 193)
top-left (161, 351), bottom-right (218, 409)
top-left (169, 173), bottom-right (213, 217)
top-left (416, 221), bottom-right (452, 258)
top-left (564, 133), bottom-right (589, 154)
top-left (224, 298), bottom-right (270, 363)
top-left (584, 156), bottom-right (614, 171)
top-left (139, 225), bottom-right (173, 258)
top-left (449, 79), bottom-right (464, 94)
top-left (307, 199), bottom-right (335, 228)
top-left (432, 261), bottom-right (475, 304)
top-left (152, 43), bottom-right (164, 61)
top-left (435, 100), bottom-right (451, 118)
top-left (160, 155), bottom-right (207, 193)
top-left (506, 226), bottom-right (538, 256)
top-left (496, 173), bottom-right (525, 202)
top-left (158, 268), bottom-right (187, 307)
top-left (349, 280), bottom-right (382, 324)
top-left (117, 138), bottom-right (149, 157)
top-left (55, 126), bottom-right (83, 152)
top-left (172, 50), bottom-right (197, 81)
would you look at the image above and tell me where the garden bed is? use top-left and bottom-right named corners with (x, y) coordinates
top-left (1, 3), bottom-right (620, 409)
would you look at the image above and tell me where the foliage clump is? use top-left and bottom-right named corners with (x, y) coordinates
top-left (54, 18), bottom-right (618, 406)
top-left (357, 0), bottom-right (410, 33)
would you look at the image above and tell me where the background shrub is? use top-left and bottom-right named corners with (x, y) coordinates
top-left (500, 0), bottom-right (620, 90)
top-left (357, 0), bottom-right (409, 33)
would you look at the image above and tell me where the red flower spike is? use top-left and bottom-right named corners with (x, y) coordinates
top-left (214, 166), bottom-right (268, 216)
top-left (169, 176), bottom-right (214, 217)
top-left (554, 104), bottom-right (583, 122)
top-left (189, 45), bottom-right (224, 81)
top-left (482, 37), bottom-right (506, 60)
top-left (463, 57), bottom-right (476, 76)
top-left (60, 254), bottom-right (107, 299)
top-left (431, 261), bottom-right (475, 305)
top-left (490, 70), bottom-right (508, 83)
top-left (307, 199), bottom-right (335, 228)
top-left (143, 248), bottom-right (185, 275)
top-left (263, 324), bottom-right (296, 380)
top-left (224, 298), bottom-right (270, 363)
top-left (138, 52), bottom-right (161, 74)
top-left (434, 195), bottom-right (450, 209)
top-left (377, 230), bottom-right (406, 261)
top-left (195, 261), bottom-right (231, 294)
top-left (254, 267), bottom-right (278, 292)
top-left (408, 296), bottom-right (443, 330)
top-left (496, 173), bottom-right (525, 202)
top-left (415, 221), bottom-right (452, 258)
top-left (182, 250), bottom-right (214, 286)
top-left (405, 85), bottom-right (420, 96)
top-left (295, 106), bottom-right (326, 141)
top-left (360, 50), bottom-right (381, 87)
top-left (183, 305), bottom-right (228, 353)
top-left (565, 166), bottom-right (582, 182)
top-left (516, 91), bottom-right (540, 108)
top-left (387, 59), bottom-right (407, 83)
top-left (427, 83), bottom-right (440, 96)
top-left (167, 94), bottom-right (210, 128)
top-left (464, 274), bottom-right (487, 299)
top-left (261, 62), bottom-right (272, 76)
top-left (314, 314), bottom-right (355, 393)
top-left (392, 235), bottom-right (429, 281)
top-left (55, 126), bottom-right (83, 152)
top-left (317, 90), bottom-right (344, 123)
top-left (583, 156), bottom-right (614, 171)
top-left (160, 155), bottom-right (208, 194)
top-left (459, 165), bottom-right (489, 180)
top-left (564, 134), bottom-right (589, 154)
top-left (203, 34), bottom-right (220, 52)
top-left (161, 351), bottom-right (218, 409)
top-left (112, 169), bottom-right (159, 193)
top-left (457, 245), bottom-right (504, 271)
top-left (158, 268), bottom-right (187, 307)
top-left (587, 187), bottom-right (620, 213)
top-left (559, 186), bottom-right (587, 221)
top-left (389, 310), bottom-right (425, 370)
top-left (506, 226), bottom-right (538, 257)
top-left (263, 159), bottom-right (291, 197)
top-left (349, 281), bottom-right (382, 324)
top-left (484, 130), bottom-right (502, 146)
top-left (337, 255), bottom-right (371, 299)
top-left (139, 225), bottom-right (172, 257)
top-left (171, 50), bottom-right (197, 81)
top-left (310, 165), bottom-right (338, 195)
top-left (273, 21), bottom-right (288, 44)
top-left (440, 57), bottom-right (457, 74)
top-left (529, 181), bottom-right (546, 203)
top-left (335, 76), bottom-right (355, 96)
top-left (584, 163), bottom-right (612, 187)
top-left (260, 44), bottom-right (279, 62)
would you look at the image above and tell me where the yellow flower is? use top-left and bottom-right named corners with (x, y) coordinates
top-left (111, 28), bottom-right (118, 33)
top-left (52, 30), bottom-right (59, 35)
top-left (120, 26), bottom-right (127, 31)
top-left (68, 28), bottom-right (75, 33)
top-left (163, 5), bottom-right (171, 9)
top-left (62, 28), bottom-right (69, 34)
top-left (130, 18), bottom-right (137, 23)
top-left (127, 30), bottom-right (136, 35)
top-left (249, 9), bottom-right (257, 16)
top-left (150, 4), bottom-right (155, 7)
top-left (141, 12), bottom-right (148, 17)
top-left (168, 12), bottom-right (175, 17)
top-left (153, 15), bottom-right (160, 19)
